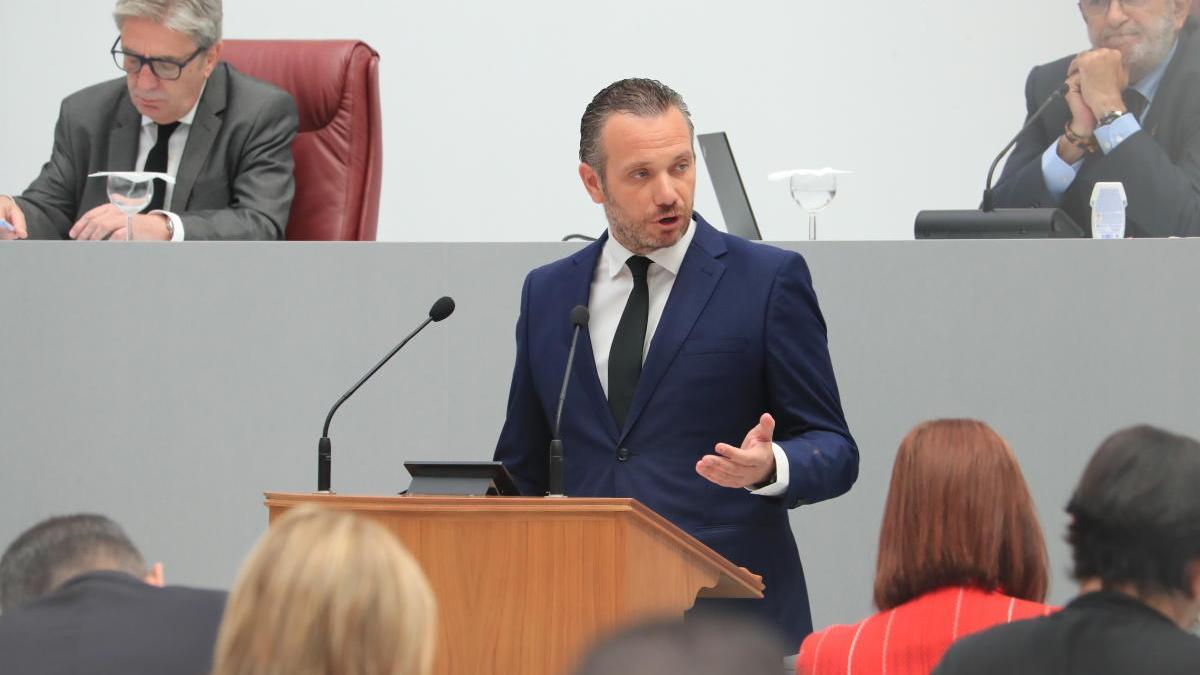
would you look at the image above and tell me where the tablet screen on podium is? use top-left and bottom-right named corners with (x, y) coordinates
top-left (403, 460), bottom-right (523, 496)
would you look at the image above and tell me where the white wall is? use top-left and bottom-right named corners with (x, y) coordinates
top-left (1, 1), bottom-right (1089, 241)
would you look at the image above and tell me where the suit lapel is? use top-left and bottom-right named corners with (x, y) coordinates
top-left (106, 96), bottom-right (141, 172)
top-left (172, 63), bottom-right (229, 211)
top-left (567, 238), bottom-right (621, 441)
top-left (619, 217), bottom-right (727, 440)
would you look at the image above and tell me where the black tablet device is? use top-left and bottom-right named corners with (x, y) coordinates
top-left (403, 460), bottom-right (522, 496)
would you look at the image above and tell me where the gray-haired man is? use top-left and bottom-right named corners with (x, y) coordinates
top-left (0, 0), bottom-right (297, 240)
top-left (990, 0), bottom-right (1200, 236)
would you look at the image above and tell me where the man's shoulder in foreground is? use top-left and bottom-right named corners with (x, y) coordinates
top-left (0, 571), bottom-right (226, 675)
top-left (934, 591), bottom-right (1200, 675)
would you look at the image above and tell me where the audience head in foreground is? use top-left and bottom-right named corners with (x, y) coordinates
top-left (573, 613), bottom-right (787, 675)
top-left (935, 424), bottom-right (1200, 675)
top-left (0, 513), bottom-right (225, 675)
top-left (211, 506), bottom-right (437, 675)
top-left (798, 419), bottom-right (1051, 675)
top-left (0, 513), bottom-right (161, 611)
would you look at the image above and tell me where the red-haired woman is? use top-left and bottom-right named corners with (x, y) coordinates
top-left (796, 419), bottom-right (1054, 675)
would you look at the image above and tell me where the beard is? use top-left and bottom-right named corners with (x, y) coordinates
top-left (1103, 8), bottom-right (1178, 82)
top-left (602, 191), bottom-right (689, 255)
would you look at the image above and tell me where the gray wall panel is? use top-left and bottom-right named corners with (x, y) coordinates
top-left (2, 240), bottom-right (1197, 631)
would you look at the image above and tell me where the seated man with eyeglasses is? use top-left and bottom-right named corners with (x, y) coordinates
top-left (990, 0), bottom-right (1200, 237)
top-left (0, 0), bottom-right (296, 240)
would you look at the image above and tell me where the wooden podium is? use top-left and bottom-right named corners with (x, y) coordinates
top-left (264, 493), bottom-right (764, 675)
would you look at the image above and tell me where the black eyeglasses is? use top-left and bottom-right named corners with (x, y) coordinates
top-left (1079, 0), bottom-right (1152, 17)
top-left (110, 36), bottom-right (206, 80)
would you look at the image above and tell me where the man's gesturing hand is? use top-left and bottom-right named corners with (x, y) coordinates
top-left (696, 413), bottom-right (778, 489)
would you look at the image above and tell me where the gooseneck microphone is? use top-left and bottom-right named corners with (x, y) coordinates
top-left (982, 82), bottom-right (1069, 212)
top-left (549, 305), bottom-right (590, 496)
top-left (317, 296), bottom-right (456, 493)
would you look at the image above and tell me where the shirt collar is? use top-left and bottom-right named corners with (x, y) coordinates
top-left (1134, 38), bottom-right (1177, 105)
top-left (601, 213), bottom-right (697, 280)
top-left (139, 78), bottom-right (207, 128)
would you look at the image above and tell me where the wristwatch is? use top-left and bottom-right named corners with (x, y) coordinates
top-left (1097, 110), bottom-right (1127, 128)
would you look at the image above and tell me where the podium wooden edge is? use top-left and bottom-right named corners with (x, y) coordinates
top-left (263, 492), bottom-right (764, 599)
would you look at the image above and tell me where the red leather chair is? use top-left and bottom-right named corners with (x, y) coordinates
top-left (221, 40), bottom-right (382, 241)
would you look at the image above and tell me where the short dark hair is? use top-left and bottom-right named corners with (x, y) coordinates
top-left (874, 419), bottom-right (1048, 610)
top-left (0, 514), bottom-right (146, 611)
top-left (579, 78), bottom-right (694, 177)
top-left (1067, 425), bottom-right (1200, 597)
top-left (572, 613), bottom-right (786, 675)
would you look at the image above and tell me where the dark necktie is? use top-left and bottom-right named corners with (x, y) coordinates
top-left (608, 255), bottom-right (652, 429)
top-left (144, 121), bottom-right (181, 212)
top-left (1123, 88), bottom-right (1148, 123)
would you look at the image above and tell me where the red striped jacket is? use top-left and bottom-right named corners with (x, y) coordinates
top-left (796, 586), bottom-right (1056, 675)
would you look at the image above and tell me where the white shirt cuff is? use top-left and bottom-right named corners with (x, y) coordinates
top-left (151, 210), bottom-right (185, 241)
top-left (748, 443), bottom-right (790, 497)
top-left (1041, 141), bottom-right (1082, 202)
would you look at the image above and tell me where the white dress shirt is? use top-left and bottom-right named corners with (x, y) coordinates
top-left (134, 81), bottom-right (206, 241)
top-left (588, 219), bottom-right (789, 496)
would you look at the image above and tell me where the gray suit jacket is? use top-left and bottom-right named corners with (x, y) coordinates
top-left (15, 62), bottom-right (297, 240)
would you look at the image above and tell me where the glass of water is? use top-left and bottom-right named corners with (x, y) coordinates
top-left (105, 175), bottom-right (154, 241)
top-left (789, 173), bottom-right (838, 241)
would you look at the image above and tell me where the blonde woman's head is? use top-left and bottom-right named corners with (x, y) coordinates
top-left (212, 506), bottom-right (437, 675)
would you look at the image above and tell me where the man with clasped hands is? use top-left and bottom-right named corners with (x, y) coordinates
top-left (991, 0), bottom-right (1200, 236)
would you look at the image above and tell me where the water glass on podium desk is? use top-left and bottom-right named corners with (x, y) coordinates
top-left (105, 175), bottom-right (154, 241)
top-left (769, 168), bottom-right (851, 241)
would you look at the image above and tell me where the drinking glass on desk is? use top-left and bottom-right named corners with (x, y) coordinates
top-left (105, 175), bottom-right (154, 241)
top-left (790, 173), bottom-right (837, 241)
top-left (769, 168), bottom-right (852, 241)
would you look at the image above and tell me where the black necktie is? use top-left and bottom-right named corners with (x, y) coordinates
top-left (1123, 88), bottom-right (1148, 123)
top-left (608, 256), bottom-right (652, 429)
top-left (144, 122), bottom-right (181, 212)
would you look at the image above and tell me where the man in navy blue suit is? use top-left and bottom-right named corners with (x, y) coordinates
top-left (494, 78), bottom-right (858, 647)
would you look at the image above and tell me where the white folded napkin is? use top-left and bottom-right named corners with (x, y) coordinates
top-left (88, 171), bottom-right (175, 184)
top-left (768, 168), bottom-right (853, 181)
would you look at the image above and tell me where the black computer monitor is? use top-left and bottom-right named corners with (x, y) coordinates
top-left (698, 132), bottom-right (762, 241)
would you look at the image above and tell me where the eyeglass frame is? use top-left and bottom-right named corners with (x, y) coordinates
top-left (109, 36), bottom-right (208, 81)
top-left (1078, 0), bottom-right (1155, 17)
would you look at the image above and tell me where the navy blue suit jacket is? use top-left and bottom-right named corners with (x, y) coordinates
top-left (494, 215), bottom-right (858, 645)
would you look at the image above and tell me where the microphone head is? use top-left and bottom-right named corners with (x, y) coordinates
top-left (569, 305), bottom-right (590, 328)
top-left (429, 296), bottom-right (456, 322)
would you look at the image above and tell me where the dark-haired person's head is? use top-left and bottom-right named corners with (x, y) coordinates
top-left (577, 78), bottom-right (696, 256)
top-left (0, 514), bottom-right (162, 612)
top-left (572, 613), bottom-right (787, 675)
top-left (874, 419), bottom-right (1049, 610)
top-left (1067, 424), bottom-right (1200, 628)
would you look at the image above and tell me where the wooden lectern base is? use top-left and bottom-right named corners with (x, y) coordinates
top-left (264, 493), bottom-right (763, 675)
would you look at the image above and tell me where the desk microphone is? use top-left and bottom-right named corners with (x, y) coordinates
top-left (982, 82), bottom-right (1069, 212)
top-left (916, 83), bottom-right (1080, 238)
top-left (549, 305), bottom-right (589, 496)
top-left (317, 296), bottom-right (456, 492)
